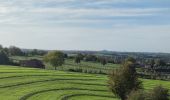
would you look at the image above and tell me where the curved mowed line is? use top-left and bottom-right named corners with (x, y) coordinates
top-left (61, 94), bottom-right (114, 100)
top-left (20, 88), bottom-right (112, 100)
top-left (0, 65), bottom-right (169, 100)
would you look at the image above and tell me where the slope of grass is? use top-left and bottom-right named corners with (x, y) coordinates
top-left (0, 65), bottom-right (169, 100)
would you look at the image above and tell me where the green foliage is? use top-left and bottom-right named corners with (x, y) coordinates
top-left (28, 49), bottom-right (47, 56)
top-left (127, 90), bottom-right (146, 100)
top-left (108, 61), bottom-right (142, 100)
top-left (100, 57), bottom-right (107, 66)
top-left (127, 85), bottom-right (169, 100)
top-left (43, 51), bottom-right (65, 70)
top-left (75, 54), bottom-right (82, 64)
top-left (125, 57), bottom-right (136, 64)
top-left (84, 55), bottom-right (97, 62)
top-left (147, 85), bottom-right (169, 100)
top-left (154, 59), bottom-right (166, 66)
top-left (0, 50), bottom-right (10, 65)
top-left (8, 46), bottom-right (24, 56)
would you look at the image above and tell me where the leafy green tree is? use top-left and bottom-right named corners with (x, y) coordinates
top-left (8, 46), bottom-right (24, 56)
top-left (75, 56), bottom-right (81, 64)
top-left (108, 60), bottom-right (142, 100)
top-left (100, 58), bottom-right (107, 66)
top-left (149, 59), bottom-right (155, 69)
top-left (2, 48), bottom-right (9, 55)
top-left (0, 50), bottom-right (10, 65)
top-left (43, 51), bottom-right (64, 70)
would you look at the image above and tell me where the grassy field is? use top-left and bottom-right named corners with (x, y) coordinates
top-left (0, 65), bottom-right (169, 100)
top-left (10, 56), bottom-right (120, 74)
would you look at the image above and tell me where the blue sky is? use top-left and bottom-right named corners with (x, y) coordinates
top-left (0, 0), bottom-right (170, 52)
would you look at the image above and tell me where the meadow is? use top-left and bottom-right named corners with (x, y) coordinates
top-left (0, 65), bottom-right (169, 100)
top-left (10, 56), bottom-right (120, 74)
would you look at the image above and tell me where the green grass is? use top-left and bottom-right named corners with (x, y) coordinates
top-left (47, 59), bottom-right (120, 74)
top-left (10, 56), bottom-right (120, 74)
top-left (0, 65), bottom-right (169, 100)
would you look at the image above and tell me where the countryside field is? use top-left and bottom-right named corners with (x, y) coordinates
top-left (0, 65), bottom-right (169, 100)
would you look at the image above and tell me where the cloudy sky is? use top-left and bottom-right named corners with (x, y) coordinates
top-left (0, 0), bottom-right (170, 52)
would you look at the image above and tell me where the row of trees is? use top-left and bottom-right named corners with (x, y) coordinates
top-left (74, 53), bottom-right (108, 66)
top-left (0, 45), bottom-right (47, 56)
top-left (0, 45), bottom-right (24, 56)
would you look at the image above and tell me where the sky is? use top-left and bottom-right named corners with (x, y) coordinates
top-left (0, 0), bottom-right (170, 53)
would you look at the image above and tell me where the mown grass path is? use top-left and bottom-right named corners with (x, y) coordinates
top-left (0, 65), bottom-right (169, 100)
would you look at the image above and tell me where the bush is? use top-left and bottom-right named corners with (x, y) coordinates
top-left (127, 90), bottom-right (146, 100)
top-left (127, 86), bottom-right (169, 100)
top-left (147, 85), bottom-right (169, 100)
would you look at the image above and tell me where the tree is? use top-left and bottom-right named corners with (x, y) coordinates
top-left (84, 55), bottom-right (97, 62)
top-left (8, 46), bottom-right (24, 56)
top-left (2, 47), bottom-right (9, 55)
top-left (149, 59), bottom-right (155, 69)
top-left (126, 57), bottom-right (136, 64)
top-left (0, 50), bottom-right (10, 65)
top-left (100, 57), bottom-right (107, 66)
top-left (75, 56), bottom-right (81, 64)
top-left (74, 53), bottom-right (84, 64)
top-left (43, 51), bottom-right (64, 70)
top-left (64, 53), bottom-right (68, 58)
top-left (29, 49), bottom-right (47, 56)
top-left (0, 45), bottom-right (3, 50)
top-left (108, 60), bottom-right (142, 100)
top-left (147, 85), bottom-right (169, 100)
top-left (154, 59), bottom-right (166, 67)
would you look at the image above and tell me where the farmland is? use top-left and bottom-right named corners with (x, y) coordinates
top-left (10, 56), bottom-right (120, 74)
top-left (0, 65), bottom-right (169, 100)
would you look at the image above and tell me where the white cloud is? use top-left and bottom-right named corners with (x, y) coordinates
top-left (0, 0), bottom-right (169, 52)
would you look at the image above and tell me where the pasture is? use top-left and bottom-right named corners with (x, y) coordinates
top-left (0, 65), bottom-right (169, 100)
top-left (10, 56), bottom-right (120, 74)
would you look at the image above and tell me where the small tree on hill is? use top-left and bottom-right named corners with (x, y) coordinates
top-left (108, 60), bottom-right (142, 100)
top-left (43, 51), bottom-right (64, 70)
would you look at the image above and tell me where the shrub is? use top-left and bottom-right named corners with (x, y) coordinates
top-left (127, 90), bottom-right (146, 100)
top-left (147, 85), bottom-right (169, 100)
